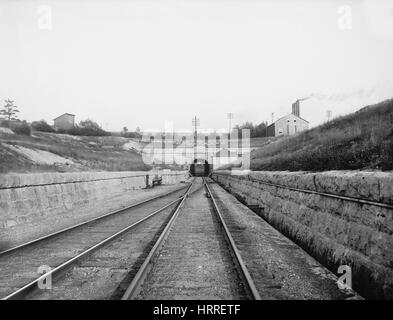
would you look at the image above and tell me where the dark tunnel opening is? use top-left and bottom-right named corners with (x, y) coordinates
top-left (189, 159), bottom-right (212, 177)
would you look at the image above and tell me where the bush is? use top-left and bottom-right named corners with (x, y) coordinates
top-left (0, 120), bottom-right (10, 128)
top-left (64, 119), bottom-right (110, 136)
top-left (56, 128), bottom-right (67, 134)
top-left (11, 121), bottom-right (31, 136)
top-left (53, 119), bottom-right (110, 136)
top-left (121, 131), bottom-right (142, 139)
top-left (31, 120), bottom-right (55, 132)
top-left (66, 126), bottom-right (110, 136)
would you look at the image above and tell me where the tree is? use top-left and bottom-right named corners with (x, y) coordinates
top-left (232, 121), bottom-right (268, 138)
top-left (78, 119), bottom-right (108, 135)
top-left (12, 120), bottom-right (31, 136)
top-left (66, 119), bottom-right (110, 136)
top-left (254, 121), bottom-right (268, 137)
top-left (120, 126), bottom-right (142, 138)
top-left (0, 99), bottom-right (20, 121)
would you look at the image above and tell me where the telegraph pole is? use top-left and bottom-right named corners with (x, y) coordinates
top-left (327, 110), bottom-right (332, 122)
top-left (227, 112), bottom-right (234, 151)
top-left (192, 116), bottom-right (200, 161)
top-left (227, 113), bottom-right (234, 134)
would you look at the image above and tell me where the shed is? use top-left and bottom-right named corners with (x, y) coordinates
top-left (53, 113), bottom-right (75, 130)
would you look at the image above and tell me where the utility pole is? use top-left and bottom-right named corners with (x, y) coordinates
top-left (327, 110), bottom-right (332, 122)
top-left (227, 113), bottom-right (234, 151)
top-left (227, 113), bottom-right (234, 134)
top-left (192, 116), bottom-right (200, 161)
top-left (265, 121), bottom-right (268, 137)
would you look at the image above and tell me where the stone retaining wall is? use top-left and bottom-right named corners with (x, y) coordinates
top-left (212, 170), bottom-right (393, 300)
top-left (0, 171), bottom-right (189, 250)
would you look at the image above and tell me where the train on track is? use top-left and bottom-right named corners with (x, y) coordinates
top-left (189, 159), bottom-right (212, 177)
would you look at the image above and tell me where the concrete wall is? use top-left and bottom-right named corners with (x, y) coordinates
top-left (212, 170), bottom-right (393, 300)
top-left (0, 171), bottom-right (189, 250)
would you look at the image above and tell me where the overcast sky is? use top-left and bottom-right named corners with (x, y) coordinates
top-left (0, 0), bottom-right (392, 132)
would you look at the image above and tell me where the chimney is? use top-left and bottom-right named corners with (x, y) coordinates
top-left (292, 100), bottom-right (300, 117)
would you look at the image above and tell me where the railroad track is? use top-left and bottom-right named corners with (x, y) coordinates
top-left (1, 175), bottom-right (357, 300)
top-left (122, 177), bottom-right (261, 300)
top-left (0, 182), bottom-right (200, 300)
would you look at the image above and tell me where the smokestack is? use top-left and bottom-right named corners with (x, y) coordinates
top-left (292, 100), bottom-right (300, 117)
top-left (292, 96), bottom-right (309, 117)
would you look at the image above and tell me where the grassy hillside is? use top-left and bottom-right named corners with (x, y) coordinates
top-left (0, 130), bottom-right (151, 174)
top-left (250, 98), bottom-right (393, 171)
top-left (249, 136), bottom-right (282, 149)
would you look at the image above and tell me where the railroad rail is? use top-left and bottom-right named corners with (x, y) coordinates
top-left (240, 176), bottom-right (393, 210)
top-left (1, 182), bottom-right (198, 300)
top-left (121, 180), bottom-right (196, 299)
top-left (203, 178), bottom-right (261, 300)
top-left (0, 183), bottom-right (189, 256)
top-left (122, 177), bottom-right (261, 300)
top-left (206, 180), bottom-right (362, 300)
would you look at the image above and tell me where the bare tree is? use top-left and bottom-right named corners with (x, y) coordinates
top-left (0, 99), bottom-right (20, 121)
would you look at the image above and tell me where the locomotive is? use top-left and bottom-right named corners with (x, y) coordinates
top-left (189, 159), bottom-right (212, 177)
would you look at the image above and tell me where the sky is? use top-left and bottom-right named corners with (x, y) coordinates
top-left (0, 0), bottom-right (392, 132)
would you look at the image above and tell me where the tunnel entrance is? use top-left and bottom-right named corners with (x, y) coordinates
top-left (189, 159), bottom-right (212, 177)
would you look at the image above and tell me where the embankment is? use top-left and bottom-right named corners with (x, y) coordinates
top-left (0, 171), bottom-right (189, 250)
top-left (212, 170), bottom-right (393, 300)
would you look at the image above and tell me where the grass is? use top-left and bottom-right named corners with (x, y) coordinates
top-left (249, 136), bottom-right (282, 148)
top-left (249, 98), bottom-right (393, 172)
top-left (0, 131), bottom-right (151, 173)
